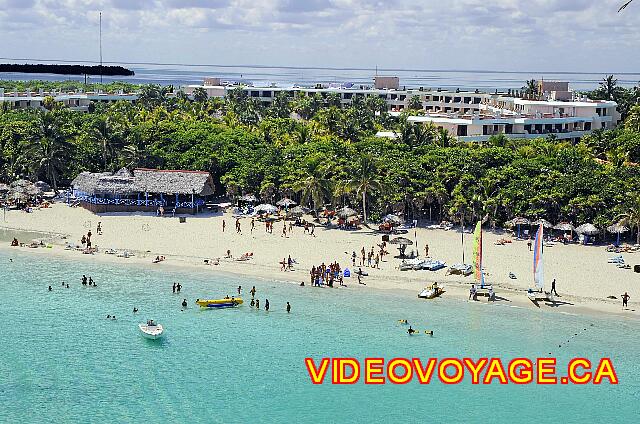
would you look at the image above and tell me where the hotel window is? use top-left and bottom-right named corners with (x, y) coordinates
top-left (262, 91), bottom-right (272, 97)
top-left (343, 93), bottom-right (352, 100)
top-left (473, 98), bottom-right (481, 104)
top-left (399, 95), bottom-right (406, 101)
top-left (464, 97), bottom-right (471, 104)
top-left (585, 122), bottom-right (592, 131)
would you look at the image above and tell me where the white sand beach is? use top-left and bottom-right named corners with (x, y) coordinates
top-left (1, 203), bottom-right (637, 318)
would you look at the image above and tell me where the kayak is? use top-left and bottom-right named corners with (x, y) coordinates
top-left (196, 298), bottom-right (243, 308)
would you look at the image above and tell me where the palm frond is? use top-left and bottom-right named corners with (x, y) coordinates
top-left (619, 0), bottom-right (633, 12)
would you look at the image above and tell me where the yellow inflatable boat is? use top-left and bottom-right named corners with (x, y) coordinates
top-left (196, 298), bottom-right (243, 308)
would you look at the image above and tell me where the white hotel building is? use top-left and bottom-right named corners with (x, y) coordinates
top-left (1, 77), bottom-right (619, 143)
top-left (185, 77), bottom-right (620, 143)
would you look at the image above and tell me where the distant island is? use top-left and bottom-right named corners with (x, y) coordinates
top-left (0, 63), bottom-right (134, 76)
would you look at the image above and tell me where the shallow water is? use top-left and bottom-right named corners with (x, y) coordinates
top-left (0, 248), bottom-right (637, 423)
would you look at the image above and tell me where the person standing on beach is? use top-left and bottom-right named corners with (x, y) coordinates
top-left (622, 292), bottom-right (630, 309)
top-left (236, 218), bottom-right (241, 234)
top-left (222, 220), bottom-right (226, 232)
top-left (282, 223), bottom-right (287, 238)
top-left (527, 239), bottom-right (532, 251)
top-left (425, 244), bottom-right (429, 257)
top-left (251, 218), bottom-right (255, 233)
top-left (551, 279), bottom-right (558, 296)
top-left (469, 285), bottom-right (477, 301)
top-left (97, 222), bottom-right (102, 235)
top-left (352, 252), bottom-right (356, 267)
top-left (286, 302), bottom-right (291, 313)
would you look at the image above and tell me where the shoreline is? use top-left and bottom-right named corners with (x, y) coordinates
top-left (1, 206), bottom-right (637, 321)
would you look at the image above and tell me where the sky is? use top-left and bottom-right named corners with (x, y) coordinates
top-left (0, 0), bottom-right (639, 73)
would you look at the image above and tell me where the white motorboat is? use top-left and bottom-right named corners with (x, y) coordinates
top-left (139, 320), bottom-right (164, 340)
top-left (418, 283), bottom-right (445, 299)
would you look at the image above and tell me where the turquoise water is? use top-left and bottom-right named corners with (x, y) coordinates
top-left (0, 249), bottom-right (638, 423)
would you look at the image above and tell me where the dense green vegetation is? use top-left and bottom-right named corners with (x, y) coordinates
top-left (1, 80), bottom-right (640, 236)
top-left (0, 79), bottom-right (141, 93)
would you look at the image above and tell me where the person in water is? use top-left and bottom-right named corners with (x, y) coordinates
top-left (82, 275), bottom-right (87, 286)
top-left (48, 285), bottom-right (52, 291)
top-left (250, 286), bottom-right (256, 297)
top-left (237, 285), bottom-right (242, 295)
top-left (265, 299), bottom-right (270, 311)
top-left (133, 307), bottom-right (138, 313)
top-left (250, 298), bottom-right (255, 307)
top-left (182, 299), bottom-right (187, 308)
top-left (255, 299), bottom-right (260, 309)
top-left (172, 283), bottom-right (176, 293)
top-left (89, 277), bottom-right (94, 286)
top-left (286, 302), bottom-right (291, 313)
top-left (407, 326), bottom-right (417, 335)
top-left (177, 283), bottom-right (181, 293)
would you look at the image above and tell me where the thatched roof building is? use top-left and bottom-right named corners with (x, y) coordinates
top-left (71, 168), bottom-right (215, 197)
top-left (70, 168), bottom-right (215, 214)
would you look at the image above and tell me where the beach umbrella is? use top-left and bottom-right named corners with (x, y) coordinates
top-left (288, 206), bottom-right (306, 217)
top-left (389, 237), bottom-right (413, 245)
top-left (10, 179), bottom-right (32, 188)
top-left (576, 223), bottom-right (599, 236)
top-left (383, 214), bottom-right (404, 225)
top-left (389, 236), bottom-right (413, 257)
top-left (532, 219), bottom-right (553, 229)
top-left (337, 206), bottom-right (357, 218)
top-left (276, 198), bottom-right (297, 208)
top-left (511, 217), bottom-right (530, 238)
top-left (553, 222), bottom-right (575, 232)
top-left (607, 224), bottom-right (629, 246)
top-left (0, 183), bottom-right (9, 193)
top-left (34, 181), bottom-right (51, 192)
top-left (255, 203), bottom-right (278, 214)
top-left (240, 194), bottom-right (258, 203)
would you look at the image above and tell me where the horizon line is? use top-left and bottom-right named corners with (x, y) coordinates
top-left (0, 57), bottom-right (639, 77)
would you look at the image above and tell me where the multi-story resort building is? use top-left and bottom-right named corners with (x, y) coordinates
top-left (0, 88), bottom-right (137, 111)
top-left (1, 76), bottom-right (619, 143)
top-left (184, 77), bottom-right (620, 144)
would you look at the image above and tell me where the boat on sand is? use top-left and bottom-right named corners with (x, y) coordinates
top-left (418, 283), bottom-right (445, 299)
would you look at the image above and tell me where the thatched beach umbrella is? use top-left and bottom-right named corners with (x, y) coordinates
top-left (240, 194), bottom-right (258, 203)
top-left (607, 224), bottom-right (629, 246)
top-left (383, 214), bottom-right (404, 225)
top-left (511, 217), bottom-right (530, 238)
top-left (276, 198), bottom-right (297, 208)
top-left (576, 223), bottom-right (599, 236)
top-left (553, 222), bottom-right (575, 232)
top-left (389, 237), bottom-right (413, 245)
top-left (288, 205), bottom-right (306, 217)
top-left (389, 236), bottom-right (413, 257)
top-left (255, 203), bottom-right (277, 214)
top-left (533, 219), bottom-right (553, 229)
top-left (337, 206), bottom-right (357, 219)
top-left (35, 181), bottom-right (51, 192)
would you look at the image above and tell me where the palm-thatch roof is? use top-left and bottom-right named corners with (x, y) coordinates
top-left (389, 236), bottom-right (413, 245)
top-left (532, 219), bottom-right (553, 228)
top-left (553, 222), bottom-right (575, 232)
top-left (0, 183), bottom-right (10, 193)
top-left (511, 217), bottom-right (530, 225)
top-left (71, 168), bottom-right (215, 196)
top-left (607, 224), bottom-right (629, 234)
top-left (576, 223), bottom-right (599, 235)
top-left (337, 206), bottom-right (357, 218)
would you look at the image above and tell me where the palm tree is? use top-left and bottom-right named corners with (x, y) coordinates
top-left (617, 194), bottom-right (640, 245)
top-left (291, 158), bottom-right (332, 216)
top-left (346, 154), bottom-right (384, 223)
top-left (523, 79), bottom-right (539, 99)
top-left (599, 75), bottom-right (618, 101)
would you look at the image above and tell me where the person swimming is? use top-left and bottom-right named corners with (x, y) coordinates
top-left (407, 326), bottom-right (417, 335)
top-left (48, 285), bottom-right (52, 291)
top-left (133, 307), bottom-right (138, 313)
top-left (181, 299), bottom-right (187, 308)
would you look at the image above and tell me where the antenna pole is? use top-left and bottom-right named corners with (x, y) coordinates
top-left (99, 12), bottom-right (103, 84)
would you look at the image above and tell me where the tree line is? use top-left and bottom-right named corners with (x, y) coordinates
top-left (1, 79), bottom-right (640, 241)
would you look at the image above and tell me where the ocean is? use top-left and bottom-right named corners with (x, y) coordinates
top-left (1, 64), bottom-right (640, 91)
top-left (0, 243), bottom-right (638, 423)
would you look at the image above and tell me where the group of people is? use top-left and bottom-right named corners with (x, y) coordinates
top-left (82, 275), bottom-right (97, 287)
top-left (172, 282), bottom-right (182, 293)
top-left (309, 262), bottom-right (345, 287)
top-left (351, 246), bottom-right (382, 269)
top-left (246, 285), bottom-right (291, 313)
top-left (80, 230), bottom-right (93, 250)
top-left (280, 255), bottom-right (295, 271)
top-left (469, 284), bottom-right (495, 301)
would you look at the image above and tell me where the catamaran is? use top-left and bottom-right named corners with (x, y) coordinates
top-left (527, 224), bottom-right (554, 303)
